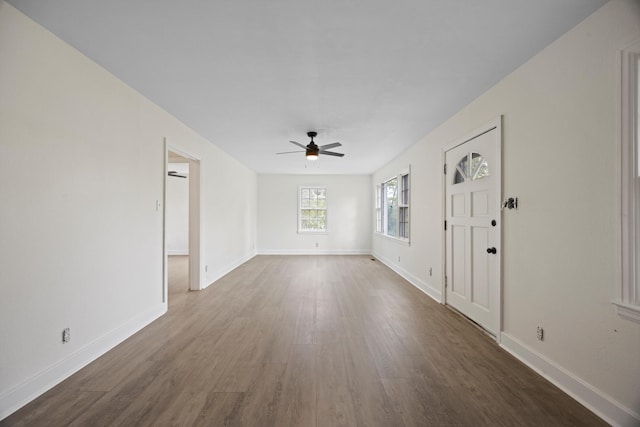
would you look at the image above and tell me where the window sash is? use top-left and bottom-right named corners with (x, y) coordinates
top-left (298, 186), bottom-right (327, 233)
top-left (617, 42), bottom-right (640, 322)
top-left (376, 169), bottom-right (410, 241)
top-left (375, 185), bottom-right (383, 233)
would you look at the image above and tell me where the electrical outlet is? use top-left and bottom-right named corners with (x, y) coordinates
top-left (62, 328), bottom-right (70, 343)
top-left (536, 326), bottom-right (544, 341)
top-left (315, 242), bottom-right (319, 247)
top-left (398, 256), bottom-right (401, 262)
top-left (205, 265), bottom-right (208, 272)
top-left (429, 267), bottom-right (433, 276)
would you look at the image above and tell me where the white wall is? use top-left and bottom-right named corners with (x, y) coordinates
top-left (0, 3), bottom-right (257, 419)
top-left (372, 1), bottom-right (640, 425)
top-left (166, 163), bottom-right (189, 255)
top-left (257, 174), bottom-right (371, 254)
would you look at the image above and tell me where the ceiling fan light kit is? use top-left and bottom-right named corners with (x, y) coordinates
top-left (277, 131), bottom-right (344, 161)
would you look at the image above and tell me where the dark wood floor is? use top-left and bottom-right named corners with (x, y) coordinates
top-left (2, 255), bottom-right (606, 426)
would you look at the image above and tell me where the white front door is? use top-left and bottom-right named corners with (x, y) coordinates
top-left (445, 125), bottom-right (500, 335)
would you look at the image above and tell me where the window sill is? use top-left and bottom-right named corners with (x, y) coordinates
top-left (375, 232), bottom-right (410, 246)
top-left (613, 301), bottom-right (640, 324)
top-left (298, 231), bottom-right (328, 235)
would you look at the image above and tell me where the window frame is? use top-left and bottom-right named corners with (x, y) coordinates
top-left (399, 172), bottom-right (410, 239)
top-left (617, 39), bottom-right (640, 323)
top-left (298, 185), bottom-right (328, 234)
top-left (375, 167), bottom-right (410, 243)
top-left (375, 184), bottom-right (383, 233)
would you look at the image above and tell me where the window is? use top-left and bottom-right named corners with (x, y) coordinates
top-left (298, 186), bottom-right (327, 233)
top-left (454, 152), bottom-right (489, 184)
top-left (375, 184), bottom-right (383, 233)
top-left (618, 40), bottom-right (640, 323)
top-left (376, 169), bottom-right (410, 241)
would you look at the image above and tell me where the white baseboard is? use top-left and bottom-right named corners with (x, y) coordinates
top-left (256, 249), bottom-right (372, 255)
top-left (202, 251), bottom-right (257, 289)
top-left (0, 304), bottom-right (167, 421)
top-left (372, 251), bottom-right (442, 303)
top-left (500, 333), bottom-right (640, 427)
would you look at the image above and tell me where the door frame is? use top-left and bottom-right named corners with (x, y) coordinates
top-left (163, 138), bottom-right (202, 304)
top-left (441, 116), bottom-right (502, 341)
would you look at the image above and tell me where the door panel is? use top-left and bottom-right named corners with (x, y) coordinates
top-left (445, 126), bottom-right (499, 335)
top-left (452, 193), bottom-right (466, 217)
top-left (471, 226), bottom-right (489, 309)
top-left (471, 191), bottom-right (489, 217)
top-left (451, 225), bottom-right (466, 297)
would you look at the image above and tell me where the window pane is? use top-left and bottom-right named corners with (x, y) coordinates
top-left (475, 160), bottom-right (489, 180)
top-left (454, 155), bottom-right (468, 185)
top-left (458, 155), bottom-right (468, 178)
top-left (401, 174), bottom-right (409, 205)
top-left (471, 153), bottom-right (489, 180)
top-left (399, 206), bottom-right (409, 238)
top-left (385, 178), bottom-right (398, 237)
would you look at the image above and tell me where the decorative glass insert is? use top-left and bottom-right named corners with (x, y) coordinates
top-left (453, 153), bottom-right (489, 184)
top-left (471, 153), bottom-right (489, 180)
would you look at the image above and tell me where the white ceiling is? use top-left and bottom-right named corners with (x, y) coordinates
top-left (8, 0), bottom-right (607, 174)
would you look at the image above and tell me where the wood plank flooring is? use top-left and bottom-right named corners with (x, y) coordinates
top-left (2, 255), bottom-right (607, 426)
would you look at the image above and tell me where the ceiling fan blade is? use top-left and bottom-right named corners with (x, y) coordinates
top-left (276, 150), bottom-right (305, 155)
top-left (319, 151), bottom-right (345, 157)
top-left (289, 140), bottom-right (308, 150)
top-left (319, 142), bottom-right (341, 150)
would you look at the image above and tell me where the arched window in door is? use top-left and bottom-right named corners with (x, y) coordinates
top-left (454, 152), bottom-right (489, 184)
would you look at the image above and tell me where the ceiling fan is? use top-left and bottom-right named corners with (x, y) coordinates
top-left (277, 131), bottom-right (344, 161)
top-left (168, 171), bottom-right (187, 178)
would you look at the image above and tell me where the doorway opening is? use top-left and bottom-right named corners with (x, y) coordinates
top-left (164, 142), bottom-right (201, 307)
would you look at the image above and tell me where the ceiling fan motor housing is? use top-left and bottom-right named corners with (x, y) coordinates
top-left (306, 131), bottom-right (319, 156)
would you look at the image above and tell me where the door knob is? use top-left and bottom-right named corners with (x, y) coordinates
top-left (487, 247), bottom-right (497, 254)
